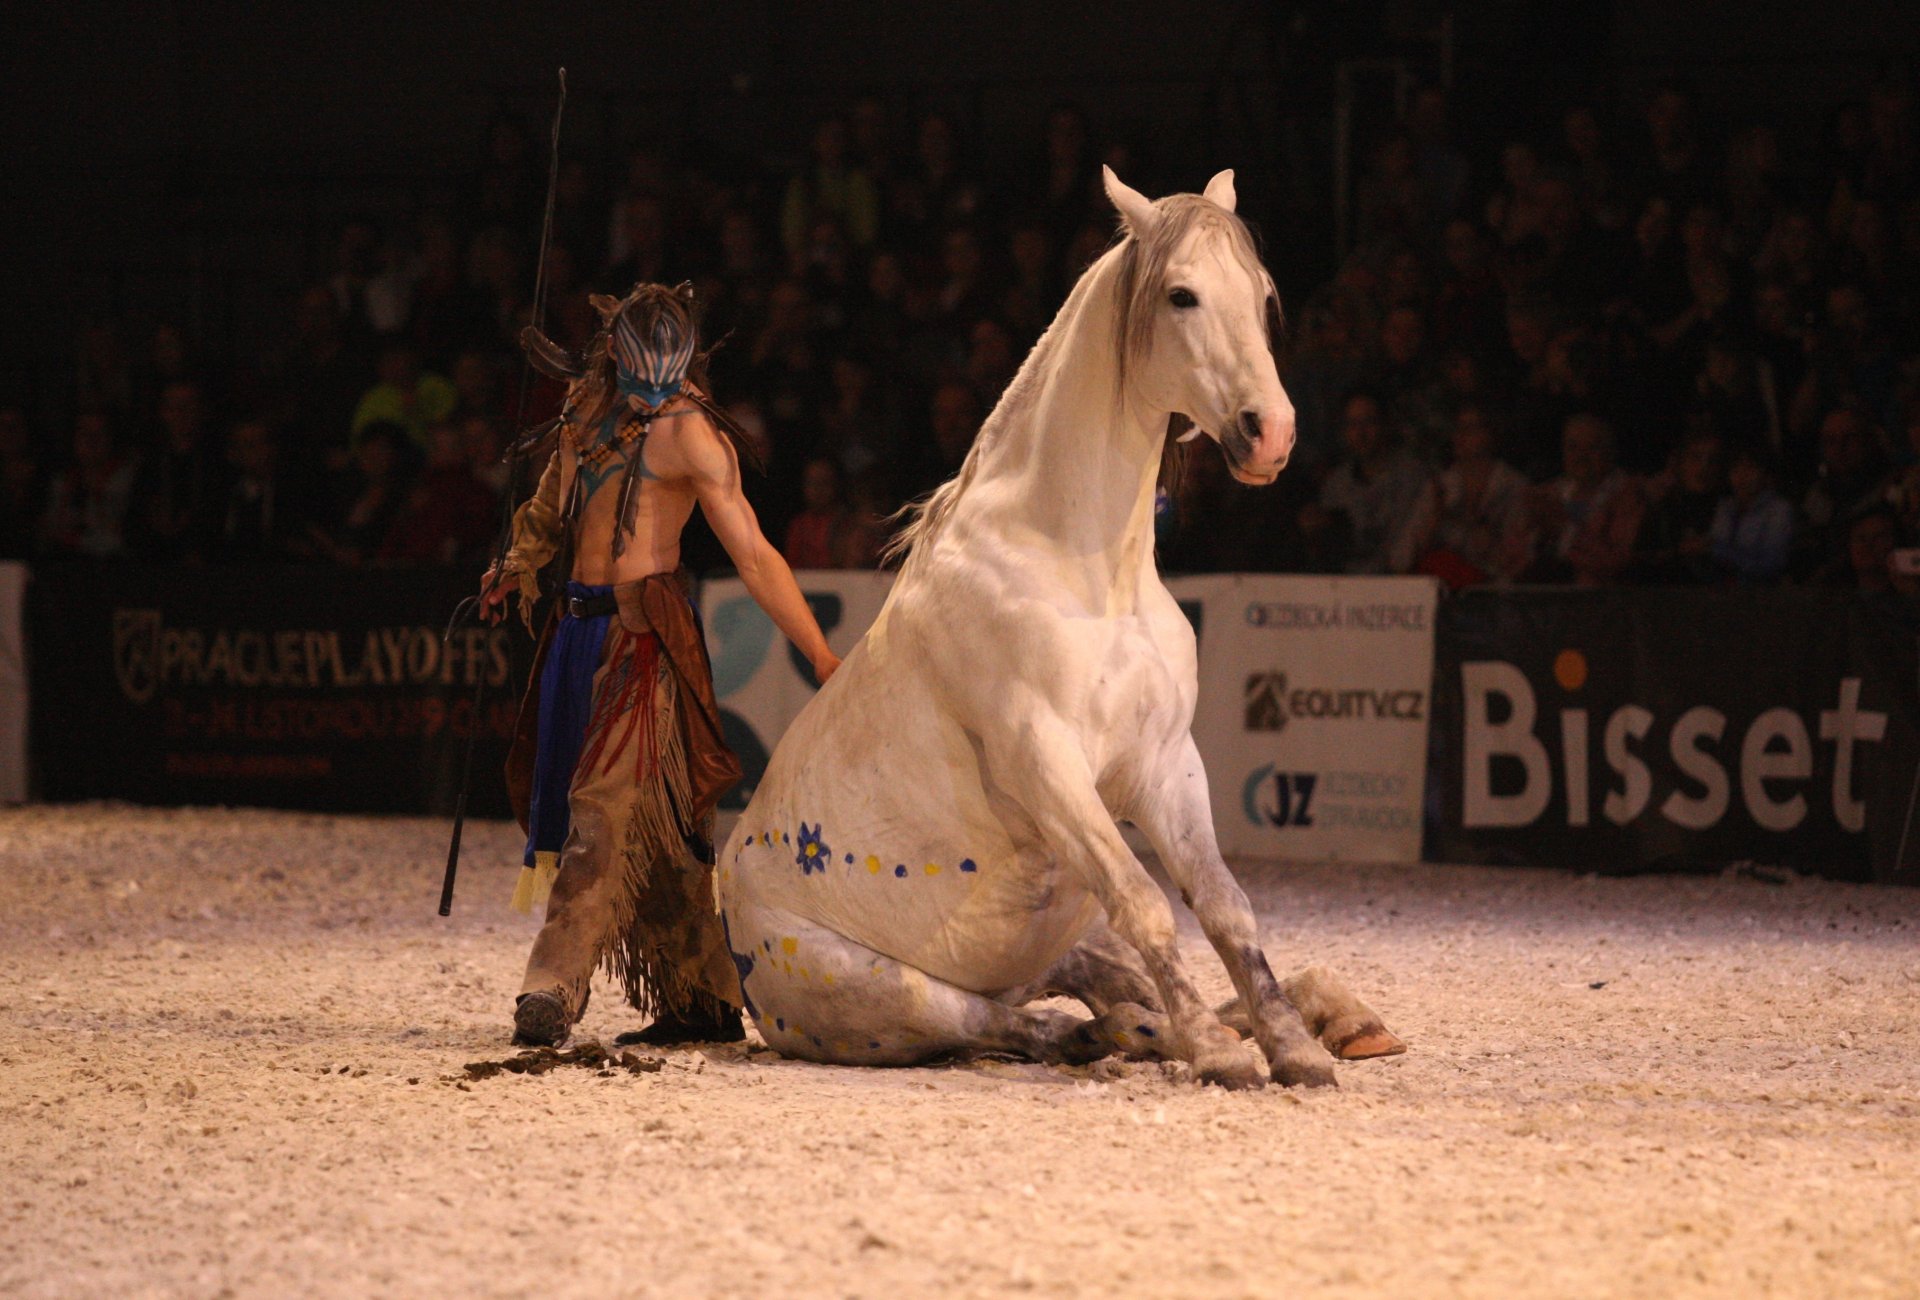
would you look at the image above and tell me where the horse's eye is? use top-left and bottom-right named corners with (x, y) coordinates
top-left (1168, 287), bottom-right (1199, 309)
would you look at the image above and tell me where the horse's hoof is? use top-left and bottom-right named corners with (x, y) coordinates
top-left (1194, 1048), bottom-right (1264, 1091)
top-left (511, 990), bottom-right (571, 1048)
top-left (1269, 1042), bottom-right (1338, 1089)
top-left (1327, 1021), bottom-right (1406, 1060)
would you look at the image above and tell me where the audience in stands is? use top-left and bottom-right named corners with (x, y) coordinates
top-left (11, 74), bottom-right (1918, 599)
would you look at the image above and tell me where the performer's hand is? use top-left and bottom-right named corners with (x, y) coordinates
top-left (479, 566), bottom-right (510, 624)
top-left (812, 651), bottom-right (842, 686)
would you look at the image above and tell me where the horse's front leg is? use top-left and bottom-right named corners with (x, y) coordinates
top-left (995, 721), bottom-right (1262, 1089)
top-left (1130, 736), bottom-right (1337, 1087)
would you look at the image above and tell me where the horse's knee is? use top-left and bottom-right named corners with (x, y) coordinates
top-left (1104, 887), bottom-right (1178, 955)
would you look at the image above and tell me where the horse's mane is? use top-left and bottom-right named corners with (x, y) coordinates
top-left (883, 193), bottom-right (1278, 568)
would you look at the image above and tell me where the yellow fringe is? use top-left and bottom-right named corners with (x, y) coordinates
top-left (510, 851), bottom-right (560, 915)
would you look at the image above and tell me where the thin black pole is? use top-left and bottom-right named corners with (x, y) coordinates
top-left (438, 67), bottom-right (568, 918)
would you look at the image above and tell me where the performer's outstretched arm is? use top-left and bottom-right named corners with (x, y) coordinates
top-left (480, 447), bottom-right (571, 632)
top-left (680, 414), bottom-right (841, 684)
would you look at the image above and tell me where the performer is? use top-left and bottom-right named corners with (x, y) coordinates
top-left (481, 281), bottom-right (840, 1048)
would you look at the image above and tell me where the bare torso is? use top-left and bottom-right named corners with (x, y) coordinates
top-left (560, 397), bottom-right (705, 585)
top-left (483, 383), bottom-right (837, 684)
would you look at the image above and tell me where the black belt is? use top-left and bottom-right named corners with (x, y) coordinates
top-left (566, 591), bottom-right (620, 620)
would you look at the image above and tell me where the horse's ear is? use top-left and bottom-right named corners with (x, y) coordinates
top-left (1203, 169), bottom-right (1237, 213)
top-left (588, 293), bottom-right (621, 321)
top-left (1103, 165), bottom-right (1157, 237)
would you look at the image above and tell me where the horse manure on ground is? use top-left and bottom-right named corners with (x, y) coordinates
top-left (456, 1043), bottom-right (664, 1083)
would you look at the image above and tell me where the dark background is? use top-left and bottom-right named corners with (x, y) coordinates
top-left (5, 0), bottom-right (1910, 410)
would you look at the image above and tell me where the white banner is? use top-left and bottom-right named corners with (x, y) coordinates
top-left (0, 562), bottom-right (26, 803)
top-left (1174, 574), bottom-right (1437, 862)
top-left (699, 571), bottom-right (896, 808)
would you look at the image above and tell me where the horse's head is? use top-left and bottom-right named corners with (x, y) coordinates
top-left (1105, 166), bottom-right (1295, 485)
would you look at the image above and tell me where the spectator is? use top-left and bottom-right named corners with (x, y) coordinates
top-left (1301, 389), bottom-right (1429, 574)
top-left (407, 215), bottom-right (493, 360)
top-left (783, 456), bottom-right (853, 569)
top-left (1432, 219), bottom-right (1504, 357)
top-left (462, 415), bottom-right (511, 499)
top-left (1562, 104), bottom-right (1629, 232)
top-left (714, 207), bottom-right (775, 328)
top-left (904, 381), bottom-right (982, 501)
top-left (1818, 502), bottom-right (1902, 594)
top-left (1689, 336), bottom-right (1774, 449)
top-left (782, 116), bottom-right (879, 257)
top-left (602, 192), bottom-right (672, 291)
top-left (838, 467), bottom-right (895, 570)
top-left (1631, 432), bottom-right (1727, 583)
top-left (448, 350), bottom-right (507, 428)
top-left (1001, 217), bottom-right (1058, 341)
top-left (1882, 396), bottom-right (1920, 539)
top-left (1638, 83), bottom-right (1708, 210)
top-left (934, 225), bottom-right (995, 329)
top-left (216, 420), bottom-right (303, 562)
top-left (379, 421), bottom-right (498, 565)
top-left (964, 318), bottom-right (1020, 404)
top-left (350, 342), bottom-right (456, 450)
top-left (272, 284), bottom-right (373, 468)
top-left (74, 322), bottom-right (134, 425)
top-left (849, 95), bottom-right (898, 192)
top-left (0, 408), bottom-right (45, 560)
top-left (1499, 413), bottom-right (1644, 584)
top-left (309, 421), bottom-right (411, 566)
top-left (889, 113), bottom-right (985, 257)
top-left (1370, 306), bottom-right (1449, 463)
top-left (40, 412), bottom-right (139, 558)
top-left (816, 353), bottom-right (897, 481)
top-left (1797, 404), bottom-right (1889, 572)
top-left (1281, 303), bottom-right (1369, 472)
top-left (1407, 86), bottom-right (1469, 235)
top-left (1355, 135), bottom-right (1423, 250)
top-left (1389, 402), bottom-right (1528, 586)
top-left (128, 380), bottom-right (223, 562)
top-left (1710, 443), bottom-right (1795, 582)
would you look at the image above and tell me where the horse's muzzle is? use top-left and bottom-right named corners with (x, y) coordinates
top-left (1224, 409), bottom-right (1290, 485)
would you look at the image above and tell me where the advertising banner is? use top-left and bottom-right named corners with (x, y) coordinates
top-left (700, 570), bottom-right (895, 808)
top-left (1430, 588), bottom-right (1920, 884)
top-left (28, 563), bottom-right (528, 815)
top-left (0, 562), bottom-right (26, 803)
top-left (1177, 574), bottom-right (1439, 862)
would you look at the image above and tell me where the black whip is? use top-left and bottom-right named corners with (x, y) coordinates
top-left (439, 66), bottom-right (568, 917)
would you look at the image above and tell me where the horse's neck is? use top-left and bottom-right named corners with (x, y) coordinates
top-left (964, 259), bottom-right (1163, 612)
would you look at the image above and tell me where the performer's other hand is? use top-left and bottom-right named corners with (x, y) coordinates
top-left (479, 566), bottom-right (510, 624)
top-left (812, 652), bottom-right (842, 686)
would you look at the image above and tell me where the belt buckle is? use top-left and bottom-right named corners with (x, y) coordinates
top-left (567, 596), bottom-right (586, 619)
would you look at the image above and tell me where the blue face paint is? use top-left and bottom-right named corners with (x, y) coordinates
top-left (616, 370), bottom-right (681, 410)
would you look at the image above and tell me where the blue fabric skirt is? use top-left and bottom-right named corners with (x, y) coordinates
top-left (522, 583), bottom-right (615, 867)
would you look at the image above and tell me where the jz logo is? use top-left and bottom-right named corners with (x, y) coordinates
top-left (1242, 764), bottom-right (1316, 828)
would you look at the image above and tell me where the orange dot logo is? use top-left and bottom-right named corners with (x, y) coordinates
top-left (1553, 649), bottom-right (1588, 691)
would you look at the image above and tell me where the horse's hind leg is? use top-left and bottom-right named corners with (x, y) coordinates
top-left (1003, 917), bottom-right (1175, 1058)
top-left (726, 906), bottom-right (1119, 1067)
top-left (1009, 913), bottom-right (1164, 1014)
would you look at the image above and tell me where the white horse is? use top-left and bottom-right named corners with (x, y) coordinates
top-left (716, 168), bottom-right (1401, 1087)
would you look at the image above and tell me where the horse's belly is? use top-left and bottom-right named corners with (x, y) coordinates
top-left (723, 810), bottom-right (1097, 995)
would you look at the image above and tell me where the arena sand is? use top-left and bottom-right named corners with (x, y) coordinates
top-left (1, 804), bottom-right (1916, 1299)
